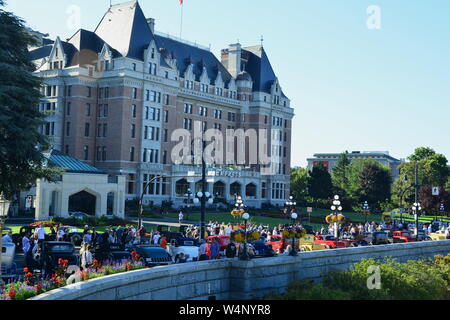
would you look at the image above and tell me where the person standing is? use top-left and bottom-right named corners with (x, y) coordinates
top-left (36, 224), bottom-right (46, 247)
top-left (225, 241), bottom-right (237, 258)
top-left (210, 238), bottom-right (220, 259)
top-left (81, 245), bottom-right (93, 270)
top-left (198, 240), bottom-right (208, 261)
top-left (2, 231), bottom-right (12, 243)
top-left (179, 211), bottom-right (184, 224)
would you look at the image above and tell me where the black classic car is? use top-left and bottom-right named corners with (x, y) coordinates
top-left (131, 245), bottom-right (173, 267)
top-left (37, 241), bottom-right (78, 275)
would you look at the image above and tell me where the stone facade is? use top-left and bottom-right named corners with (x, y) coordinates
top-left (31, 240), bottom-right (450, 300)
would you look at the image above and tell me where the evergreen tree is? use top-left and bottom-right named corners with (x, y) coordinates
top-left (290, 167), bottom-right (309, 205)
top-left (0, 1), bottom-right (59, 198)
top-left (332, 152), bottom-right (351, 194)
top-left (356, 162), bottom-right (392, 210)
top-left (308, 163), bottom-right (333, 201)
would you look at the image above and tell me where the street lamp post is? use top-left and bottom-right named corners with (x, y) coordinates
top-left (240, 212), bottom-right (251, 261)
top-left (184, 188), bottom-right (193, 221)
top-left (362, 201), bottom-right (370, 224)
top-left (412, 202), bottom-right (422, 241)
top-left (285, 196), bottom-right (297, 217)
top-left (439, 203), bottom-right (445, 222)
top-left (290, 211), bottom-right (298, 256)
top-left (0, 193), bottom-right (11, 283)
top-left (331, 195), bottom-right (343, 248)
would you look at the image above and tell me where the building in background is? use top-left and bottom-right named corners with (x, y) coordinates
top-left (27, 0), bottom-right (294, 213)
top-left (307, 151), bottom-right (403, 179)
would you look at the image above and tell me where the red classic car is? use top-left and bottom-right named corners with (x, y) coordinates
top-left (266, 234), bottom-right (286, 253)
top-left (392, 231), bottom-right (417, 243)
top-left (314, 235), bottom-right (348, 249)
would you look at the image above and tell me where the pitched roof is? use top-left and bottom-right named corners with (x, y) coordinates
top-left (154, 34), bottom-right (232, 85)
top-left (44, 150), bottom-right (105, 174)
top-left (243, 45), bottom-right (288, 98)
top-left (94, 0), bottom-right (155, 60)
top-left (67, 29), bottom-right (121, 58)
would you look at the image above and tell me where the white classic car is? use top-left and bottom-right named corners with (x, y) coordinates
top-left (166, 237), bottom-right (199, 262)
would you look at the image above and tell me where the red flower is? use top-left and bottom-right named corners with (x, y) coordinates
top-left (135, 254), bottom-right (141, 259)
top-left (23, 267), bottom-right (29, 273)
top-left (26, 272), bottom-right (33, 277)
top-left (58, 258), bottom-right (63, 264)
top-left (8, 288), bottom-right (16, 299)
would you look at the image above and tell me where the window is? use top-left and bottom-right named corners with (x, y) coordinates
top-left (131, 124), bottom-right (136, 138)
top-left (149, 63), bottom-right (157, 75)
top-left (83, 146), bottom-right (89, 161)
top-left (164, 129), bottom-right (168, 142)
top-left (130, 147), bottom-right (135, 162)
top-left (285, 120), bottom-right (288, 128)
top-left (84, 123), bottom-right (90, 137)
top-left (143, 148), bottom-right (148, 163)
top-left (156, 108), bottom-right (161, 121)
top-left (202, 121), bottom-right (207, 132)
top-left (132, 88), bottom-right (137, 99)
top-left (127, 174), bottom-right (135, 194)
top-left (163, 150), bottom-right (167, 164)
top-left (102, 147), bottom-right (106, 161)
top-left (132, 63), bottom-right (136, 71)
top-left (199, 106), bottom-right (208, 117)
top-left (87, 87), bottom-right (91, 97)
top-left (183, 118), bottom-right (192, 130)
top-left (96, 147), bottom-right (101, 161)
top-left (105, 87), bottom-right (109, 99)
top-left (185, 80), bottom-right (194, 89)
top-left (150, 91), bottom-right (156, 102)
top-left (228, 112), bottom-right (236, 122)
top-left (66, 122), bottom-right (70, 136)
top-left (214, 123), bottom-right (221, 130)
top-left (165, 71), bottom-right (169, 79)
top-left (200, 84), bottom-right (208, 93)
top-left (145, 107), bottom-right (149, 120)
top-left (183, 103), bottom-right (192, 114)
top-left (97, 124), bottom-right (102, 137)
top-left (149, 108), bottom-right (155, 120)
top-left (157, 92), bottom-right (161, 104)
top-left (215, 87), bottom-right (223, 96)
top-left (146, 90), bottom-right (150, 101)
top-left (103, 104), bottom-right (108, 117)
top-left (132, 104), bottom-right (137, 118)
top-left (86, 104), bottom-right (91, 116)
top-left (164, 110), bottom-right (169, 123)
top-left (67, 86), bottom-right (72, 97)
top-left (103, 124), bottom-right (107, 137)
top-left (163, 94), bottom-right (169, 105)
top-left (66, 102), bottom-right (71, 116)
top-left (264, 115), bottom-right (268, 124)
top-left (214, 109), bottom-right (222, 119)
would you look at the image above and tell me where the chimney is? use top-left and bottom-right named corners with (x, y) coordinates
top-left (147, 18), bottom-right (155, 33)
top-left (225, 43), bottom-right (241, 78)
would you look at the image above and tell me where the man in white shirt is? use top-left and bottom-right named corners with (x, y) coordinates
top-left (22, 234), bottom-right (31, 253)
top-left (36, 225), bottom-right (46, 241)
top-left (179, 211), bottom-right (184, 224)
top-left (225, 224), bottom-right (232, 236)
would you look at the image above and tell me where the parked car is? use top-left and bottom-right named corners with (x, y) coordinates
top-left (59, 226), bottom-right (85, 245)
top-left (93, 243), bottom-right (131, 263)
top-left (69, 212), bottom-right (90, 220)
top-left (1, 242), bottom-right (17, 281)
top-left (250, 240), bottom-right (276, 257)
top-left (314, 235), bottom-right (347, 249)
top-left (392, 231), bottom-right (417, 243)
top-left (266, 234), bottom-right (286, 253)
top-left (167, 237), bottom-right (199, 262)
top-left (37, 241), bottom-right (78, 275)
top-left (371, 231), bottom-right (391, 245)
top-left (131, 245), bottom-right (173, 267)
top-left (429, 230), bottom-right (448, 241)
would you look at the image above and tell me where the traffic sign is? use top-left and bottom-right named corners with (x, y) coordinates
top-left (307, 207), bottom-right (313, 213)
top-left (432, 186), bottom-right (440, 196)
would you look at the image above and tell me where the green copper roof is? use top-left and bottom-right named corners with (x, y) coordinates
top-left (44, 149), bottom-right (105, 174)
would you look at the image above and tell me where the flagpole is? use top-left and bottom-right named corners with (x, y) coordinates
top-left (180, 1), bottom-right (184, 39)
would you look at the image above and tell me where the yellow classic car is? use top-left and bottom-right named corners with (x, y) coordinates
top-left (429, 230), bottom-right (447, 241)
top-left (298, 235), bottom-right (329, 251)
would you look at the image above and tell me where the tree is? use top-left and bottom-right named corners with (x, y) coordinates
top-left (290, 167), bottom-right (309, 205)
top-left (401, 147), bottom-right (450, 187)
top-left (355, 162), bottom-right (392, 210)
top-left (308, 163), bottom-right (333, 201)
top-left (0, 1), bottom-right (59, 198)
top-left (418, 186), bottom-right (450, 216)
top-left (332, 152), bottom-right (351, 195)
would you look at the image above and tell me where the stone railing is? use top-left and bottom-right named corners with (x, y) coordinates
top-left (31, 240), bottom-right (450, 300)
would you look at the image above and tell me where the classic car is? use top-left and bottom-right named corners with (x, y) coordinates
top-left (131, 245), bottom-right (173, 267)
top-left (37, 241), bottom-right (78, 274)
top-left (250, 240), bottom-right (276, 257)
top-left (314, 235), bottom-right (347, 249)
top-left (92, 243), bottom-right (131, 263)
top-left (429, 230), bottom-right (448, 241)
top-left (1, 242), bottom-right (17, 280)
top-left (167, 237), bottom-right (199, 262)
top-left (266, 234), bottom-right (286, 253)
top-left (392, 231), bottom-right (417, 243)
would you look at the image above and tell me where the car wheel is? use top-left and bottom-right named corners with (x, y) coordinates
top-left (71, 235), bottom-right (82, 245)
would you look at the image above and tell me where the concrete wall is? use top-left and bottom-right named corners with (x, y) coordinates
top-left (31, 240), bottom-right (450, 300)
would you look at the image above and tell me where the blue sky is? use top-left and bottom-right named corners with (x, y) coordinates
top-left (5, 0), bottom-right (450, 167)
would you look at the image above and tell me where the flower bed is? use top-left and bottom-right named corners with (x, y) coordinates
top-left (0, 252), bottom-right (145, 300)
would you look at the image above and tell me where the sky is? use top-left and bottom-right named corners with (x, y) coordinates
top-left (5, 0), bottom-right (450, 168)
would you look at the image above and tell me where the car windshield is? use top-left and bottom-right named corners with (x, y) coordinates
top-left (48, 244), bottom-right (73, 251)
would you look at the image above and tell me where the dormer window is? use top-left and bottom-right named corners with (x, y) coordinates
top-left (201, 84), bottom-right (208, 93)
top-left (132, 63), bottom-right (136, 71)
top-left (149, 63), bottom-right (157, 75)
top-left (151, 48), bottom-right (155, 59)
